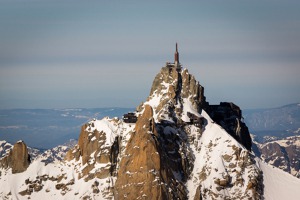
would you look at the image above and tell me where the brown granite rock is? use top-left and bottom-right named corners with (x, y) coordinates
top-left (11, 141), bottom-right (30, 173)
top-left (181, 68), bottom-right (206, 109)
top-left (65, 119), bottom-right (120, 180)
top-left (193, 185), bottom-right (202, 200)
top-left (146, 66), bottom-right (208, 123)
top-left (0, 141), bottom-right (30, 174)
top-left (114, 105), bottom-right (166, 199)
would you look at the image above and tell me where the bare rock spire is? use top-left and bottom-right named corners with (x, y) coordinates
top-left (0, 140), bottom-right (30, 174)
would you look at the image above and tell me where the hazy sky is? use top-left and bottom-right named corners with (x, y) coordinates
top-left (0, 0), bottom-right (300, 110)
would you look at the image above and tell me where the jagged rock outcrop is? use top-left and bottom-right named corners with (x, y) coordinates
top-left (208, 102), bottom-right (252, 150)
top-left (115, 104), bottom-right (190, 199)
top-left (141, 66), bottom-right (207, 123)
top-left (65, 118), bottom-right (121, 180)
top-left (181, 68), bottom-right (206, 109)
top-left (0, 141), bottom-right (30, 173)
top-left (114, 105), bottom-right (165, 199)
top-left (11, 141), bottom-right (30, 173)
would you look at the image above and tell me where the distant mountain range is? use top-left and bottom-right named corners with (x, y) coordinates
top-left (243, 103), bottom-right (300, 143)
top-left (243, 103), bottom-right (300, 179)
top-left (0, 108), bottom-right (133, 149)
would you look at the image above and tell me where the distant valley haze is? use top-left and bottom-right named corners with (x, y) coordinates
top-left (0, 108), bottom-right (133, 149)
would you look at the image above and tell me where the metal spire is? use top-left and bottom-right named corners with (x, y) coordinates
top-left (175, 43), bottom-right (179, 63)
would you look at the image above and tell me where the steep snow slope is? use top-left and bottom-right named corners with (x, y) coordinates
top-left (258, 160), bottom-right (300, 200)
top-left (0, 158), bottom-right (109, 199)
top-left (186, 110), bottom-right (261, 199)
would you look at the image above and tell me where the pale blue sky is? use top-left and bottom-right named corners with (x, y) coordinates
top-left (0, 0), bottom-right (300, 109)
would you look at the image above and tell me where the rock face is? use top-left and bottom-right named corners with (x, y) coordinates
top-left (143, 66), bottom-right (208, 122)
top-left (65, 118), bottom-right (122, 181)
top-left (0, 141), bottom-right (30, 173)
top-left (208, 102), bottom-right (252, 151)
top-left (115, 105), bottom-right (190, 199)
top-left (11, 141), bottom-right (30, 173)
top-left (114, 105), bottom-right (165, 199)
top-left (254, 135), bottom-right (300, 178)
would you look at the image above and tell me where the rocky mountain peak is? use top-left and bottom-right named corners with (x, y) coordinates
top-left (112, 56), bottom-right (260, 198)
top-left (62, 47), bottom-right (259, 199)
top-left (140, 64), bottom-right (207, 126)
top-left (142, 62), bottom-right (252, 151)
top-left (0, 140), bottom-right (30, 174)
top-left (2, 45), bottom-right (300, 199)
